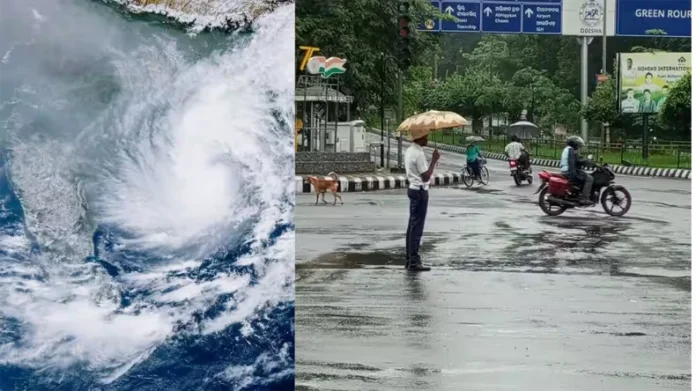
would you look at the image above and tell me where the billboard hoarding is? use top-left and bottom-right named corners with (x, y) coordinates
top-left (617, 52), bottom-right (691, 114)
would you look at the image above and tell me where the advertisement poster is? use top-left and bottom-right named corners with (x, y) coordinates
top-left (618, 52), bottom-right (691, 114)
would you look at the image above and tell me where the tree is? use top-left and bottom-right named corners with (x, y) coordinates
top-left (419, 69), bottom-right (510, 132)
top-left (402, 66), bottom-right (434, 116)
top-left (659, 71), bottom-right (691, 139)
top-left (581, 75), bottom-right (618, 125)
top-left (461, 35), bottom-right (522, 80)
top-left (538, 91), bottom-right (582, 135)
top-left (630, 30), bottom-right (692, 53)
top-left (502, 68), bottom-right (580, 132)
top-left (451, 36), bottom-right (583, 132)
top-left (296, 0), bottom-right (446, 115)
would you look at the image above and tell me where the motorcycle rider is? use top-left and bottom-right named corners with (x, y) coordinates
top-left (560, 135), bottom-right (593, 205)
top-left (504, 135), bottom-right (529, 172)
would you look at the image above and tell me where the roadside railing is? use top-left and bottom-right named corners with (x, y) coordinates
top-left (370, 127), bottom-right (691, 169)
top-left (481, 139), bottom-right (691, 169)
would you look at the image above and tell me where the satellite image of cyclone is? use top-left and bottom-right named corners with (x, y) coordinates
top-left (0, 0), bottom-right (294, 390)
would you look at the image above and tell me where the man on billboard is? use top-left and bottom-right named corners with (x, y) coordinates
top-left (638, 89), bottom-right (657, 113)
top-left (638, 72), bottom-right (660, 93)
top-left (623, 57), bottom-right (636, 82)
top-left (621, 89), bottom-right (639, 113)
top-left (657, 84), bottom-right (670, 111)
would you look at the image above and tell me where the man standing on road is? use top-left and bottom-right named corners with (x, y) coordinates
top-left (404, 129), bottom-right (440, 272)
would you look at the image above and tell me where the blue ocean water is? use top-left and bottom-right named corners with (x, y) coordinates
top-left (0, 1), bottom-right (295, 390)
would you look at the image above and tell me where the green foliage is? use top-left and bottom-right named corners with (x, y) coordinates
top-left (660, 72), bottom-right (691, 135)
top-left (507, 67), bottom-right (581, 133)
top-left (296, 0), bottom-right (445, 113)
top-left (460, 35), bottom-right (580, 93)
top-left (581, 76), bottom-right (618, 125)
top-left (402, 66), bottom-right (435, 116)
top-left (412, 51), bottom-right (581, 133)
top-left (298, 3), bottom-right (691, 140)
top-left (642, 29), bottom-right (692, 52)
top-left (419, 70), bottom-right (506, 131)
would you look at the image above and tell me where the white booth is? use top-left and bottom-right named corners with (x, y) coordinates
top-left (320, 120), bottom-right (366, 152)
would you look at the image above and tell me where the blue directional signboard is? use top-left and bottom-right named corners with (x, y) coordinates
top-left (418, 0), bottom-right (563, 35)
top-left (418, 0), bottom-right (691, 37)
top-left (521, 4), bottom-right (562, 34)
top-left (616, 0), bottom-right (691, 37)
top-left (441, 2), bottom-right (481, 32)
top-left (482, 3), bottom-right (522, 33)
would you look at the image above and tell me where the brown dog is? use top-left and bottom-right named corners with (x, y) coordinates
top-left (307, 172), bottom-right (344, 206)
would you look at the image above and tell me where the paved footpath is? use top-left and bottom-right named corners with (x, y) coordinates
top-left (295, 170), bottom-right (464, 193)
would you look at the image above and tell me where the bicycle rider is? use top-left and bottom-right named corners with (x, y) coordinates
top-left (465, 141), bottom-right (484, 183)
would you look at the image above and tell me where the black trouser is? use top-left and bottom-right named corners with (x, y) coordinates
top-left (467, 159), bottom-right (481, 179)
top-left (406, 187), bottom-right (429, 265)
top-left (517, 152), bottom-right (530, 170)
top-left (568, 171), bottom-right (594, 199)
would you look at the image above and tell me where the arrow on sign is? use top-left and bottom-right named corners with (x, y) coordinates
top-left (483, 7), bottom-right (492, 16)
top-left (525, 8), bottom-right (533, 17)
top-left (445, 6), bottom-right (454, 15)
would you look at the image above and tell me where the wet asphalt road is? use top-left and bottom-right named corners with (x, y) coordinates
top-left (295, 144), bottom-right (691, 390)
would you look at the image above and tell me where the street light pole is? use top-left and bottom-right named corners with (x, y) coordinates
top-left (380, 52), bottom-right (385, 167)
top-left (601, 0), bottom-right (609, 149)
top-left (397, 70), bottom-right (404, 169)
top-left (601, 0), bottom-right (607, 74)
top-left (578, 36), bottom-right (593, 142)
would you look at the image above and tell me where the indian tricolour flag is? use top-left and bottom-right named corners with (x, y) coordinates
top-left (306, 56), bottom-right (347, 78)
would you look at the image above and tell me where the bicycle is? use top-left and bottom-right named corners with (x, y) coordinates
top-left (461, 158), bottom-right (489, 187)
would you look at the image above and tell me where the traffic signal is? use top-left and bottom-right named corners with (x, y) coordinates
top-left (399, 44), bottom-right (412, 69)
top-left (398, 2), bottom-right (410, 38)
top-left (398, 1), bottom-right (411, 69)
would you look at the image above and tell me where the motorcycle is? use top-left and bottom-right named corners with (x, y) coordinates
top-left (533, 155), bottom-right (632, 217)
top-left (509, 155), bottom-right (533, 186)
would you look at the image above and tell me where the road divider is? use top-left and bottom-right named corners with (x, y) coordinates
top-left (428, 142), bottom-right (692, 180)
top-left (296, 172), bottom-right (464, 193)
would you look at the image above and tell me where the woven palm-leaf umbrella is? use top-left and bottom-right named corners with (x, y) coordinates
top-left (397, 110), bottom-right (469, 140)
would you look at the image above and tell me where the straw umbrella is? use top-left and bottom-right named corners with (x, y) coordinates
top-left (397, 110), bottom-right (469, 140)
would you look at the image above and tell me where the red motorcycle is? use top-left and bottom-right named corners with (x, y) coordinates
top-left (509, 159), bottom-right (532, 186)
top-left (533, 158), bottom-right (631, 217)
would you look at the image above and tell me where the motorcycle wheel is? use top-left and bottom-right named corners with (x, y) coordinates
top-left (538, 187), bottom-right (567, 216)
top-left (527, 174), bottom-right (533, 185)
top-left (513, 174), bottom-right (521, 186)
top-left (601, 186), bottom-right (632, 217)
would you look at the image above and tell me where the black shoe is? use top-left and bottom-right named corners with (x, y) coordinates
top-left (579, 198), bottom-right (593, 206)
top-left (407, 263), bottom-right (431, 272)
top-left (406, 254), bottom-right (418, 268)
